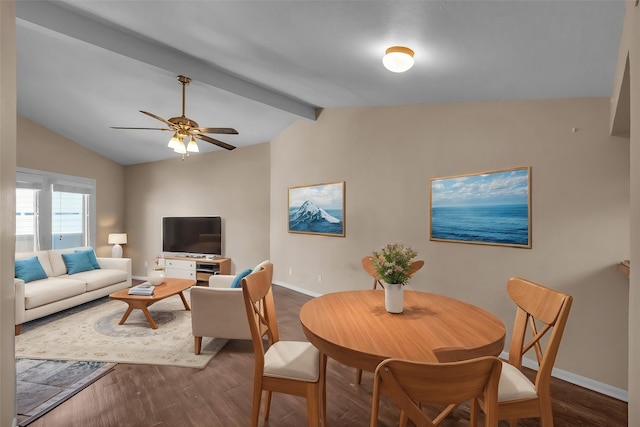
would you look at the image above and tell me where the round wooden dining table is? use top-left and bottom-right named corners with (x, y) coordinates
top-left (299, 290), bottom-right (506, 373)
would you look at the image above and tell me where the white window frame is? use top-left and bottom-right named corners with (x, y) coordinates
top-left (16, 167), bottom-right (96, 251)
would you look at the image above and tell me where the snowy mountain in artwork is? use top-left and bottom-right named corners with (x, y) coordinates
top-left (289, 200), bottom-right (343, 234)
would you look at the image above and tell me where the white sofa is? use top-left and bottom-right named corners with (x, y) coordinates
top-left (15, 247), bottom-right (132, 334)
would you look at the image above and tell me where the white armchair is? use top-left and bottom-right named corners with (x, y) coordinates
top-left (190, 261), bottom-right (270, 355)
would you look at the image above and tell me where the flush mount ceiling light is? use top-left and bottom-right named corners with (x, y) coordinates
top-left (382, 46), bottom-right (415, 73)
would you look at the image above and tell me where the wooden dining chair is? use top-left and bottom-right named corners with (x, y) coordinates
top-left (357, 256), bottom-right (426, 383)
top-left (471, 277), bottom-right (573, 427)
top-left (370, 356), bottom-right (502, 427)
top-left (241, 263), bottom-right (327, 427)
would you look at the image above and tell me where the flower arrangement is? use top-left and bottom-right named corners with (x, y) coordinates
top-left (372, 243), bottom-right (418, 285)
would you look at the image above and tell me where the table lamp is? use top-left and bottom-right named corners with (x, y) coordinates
top-left (108, 233), bottom-right (127, 258)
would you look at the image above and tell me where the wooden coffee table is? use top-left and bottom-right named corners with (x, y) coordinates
top-left (109, 278), bottom-right (195, 329)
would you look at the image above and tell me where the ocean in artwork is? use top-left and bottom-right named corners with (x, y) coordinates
top-left (431, 204), bottom-right (529, 246)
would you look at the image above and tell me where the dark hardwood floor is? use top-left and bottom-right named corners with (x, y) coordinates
top-left (26, 285), bottom-right (627, 427)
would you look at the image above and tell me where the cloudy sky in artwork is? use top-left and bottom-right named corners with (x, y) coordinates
top-left (431, 168), bottom-right (529, 207)
top-left (289, 182), bottom-right (344, 209)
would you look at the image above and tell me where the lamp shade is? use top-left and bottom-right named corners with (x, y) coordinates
top-left (382, 46), bottom-right (415, 73)
top-left (108, 233), bottom-right (127, 245)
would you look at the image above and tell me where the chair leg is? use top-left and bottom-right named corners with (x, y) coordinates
top-left (306, 382), bottom-right (320, 427)
top-left (263, 390), bottom-right (272, 420)
top-left (509, 419), bottom-right (518, 427)
top-left (355, 368), bottom-right (363, 384)
top-left (469, 398), bottom-right (479, 427)
top-left (194, 336), bottom-right (202, 355)
top-left (370, 385), bottom-right (381, 427)
top-left (540, 409), bottom-right (554, 427)
top-left (250, 381), bottom-right (262, 427)
top-left (399, 410), bottom-right (408, 427)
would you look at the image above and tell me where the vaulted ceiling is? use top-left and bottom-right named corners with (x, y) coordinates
top-left (16, 1), bottom-right (626, 165)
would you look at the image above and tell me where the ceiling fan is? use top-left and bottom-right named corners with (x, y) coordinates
top-left (112, 75), bottom-right (238, 156)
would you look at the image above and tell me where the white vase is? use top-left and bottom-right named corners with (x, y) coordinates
top-left (147, 267), bottom-right (166, 285)
top-left (385, 283), bottom-right (404, 313)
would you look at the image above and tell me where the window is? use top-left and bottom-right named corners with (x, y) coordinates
top-left (16, 168), bottom-right (96, 252)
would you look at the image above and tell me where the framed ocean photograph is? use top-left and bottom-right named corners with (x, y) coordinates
top-left (288, 181), bottom-right (345, 237)
top-left (430, 167), bottom-right (531, 248)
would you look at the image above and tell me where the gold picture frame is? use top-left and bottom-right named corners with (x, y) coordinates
top-left (430, 167), bottom-right (531, 248)
top-left (288, 181), bottom-right (345, 237)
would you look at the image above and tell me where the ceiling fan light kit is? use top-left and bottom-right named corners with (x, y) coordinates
top-left (112, 75), bottom-right (238, 160)
top-left (383, 46), bottom-right (415, 73)
top-left (187, 136), bottom-right (199, 152)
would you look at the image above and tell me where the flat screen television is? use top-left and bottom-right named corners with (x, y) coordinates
top-left (162, 216), bottom-right (222, 257)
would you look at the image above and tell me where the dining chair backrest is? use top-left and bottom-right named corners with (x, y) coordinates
top-left (507, 276), bottom-right (572, 392)
top-left (362, 256), bottom-right (383, 289)
top-left (371, 356), bottom-right (502, 427)
top-left (362, 257), bottom-right (425, 290)
top-left (242, 263), bottom-right (278, 355)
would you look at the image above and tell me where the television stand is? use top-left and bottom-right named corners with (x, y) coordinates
top-left (165, 256), bottom-right (231, 283)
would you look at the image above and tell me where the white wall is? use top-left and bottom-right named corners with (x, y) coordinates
top-left (270, 98), bottom-right (630, 391)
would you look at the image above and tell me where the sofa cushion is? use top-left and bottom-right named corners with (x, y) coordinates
top-left (24, 277), bottom-right (86, 309)
top-left (15, 256), bottom-right (48, 283)
top-left (48, 249), bottom-right (77, 277)
top-left (62, 251), bottom-right (96, 275)
top-left (16, 251), bottom-right (54, 277)
top-left (231, 268), bottom-right (254, 288)
top-left (68, 269), bottom-right (129, 292)
top-left (74, 248), bottom-right (101, 270)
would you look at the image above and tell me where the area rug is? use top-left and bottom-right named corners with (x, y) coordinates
top-left (15, 289), bottom-right (228, 369)
top-left (17, 358), bottom-right (115, 426)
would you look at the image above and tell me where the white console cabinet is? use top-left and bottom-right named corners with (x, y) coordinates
top-left (164, 257), bottom-right (231, 283)
top-left (164, 258), bottom-right (197, 280)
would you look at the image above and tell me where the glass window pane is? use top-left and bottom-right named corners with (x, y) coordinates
top-left (52, 192), bottom-right (86, 249)
top-left (16, 189), bottom-right (38, 252)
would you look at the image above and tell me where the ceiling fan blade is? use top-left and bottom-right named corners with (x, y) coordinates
top-left (140, 110), bottom-right (177, 128)
top-left (111, 127), bottom-right (172, 131)
top-left (196, 127), bottom-right (239, 135)
top-left (194, 133), bottom-right (236, 151)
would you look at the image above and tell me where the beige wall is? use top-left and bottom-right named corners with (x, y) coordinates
top-left (0, 1), bottom-right (16, 426)
top-left (16, 116), bottom-right (125, 257)
top-left (123, 142), bottom-right (270, 278)
top-left (270, 99), bottom-right (630, 391)
top-left (619, 0), bottom-right (640, 423)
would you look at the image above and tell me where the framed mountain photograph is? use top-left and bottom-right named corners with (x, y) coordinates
top-left (430, 166), bottom-right (531, 248)
top-left (288, 181), bottom-right (345, 237)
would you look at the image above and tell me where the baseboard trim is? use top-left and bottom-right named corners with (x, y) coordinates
top-left (274, 280), bottom-right (628, 402)
top-left (274, 281), bottom-right (322, 298)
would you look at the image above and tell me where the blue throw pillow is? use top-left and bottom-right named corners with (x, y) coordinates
top-left (15, 256), bottom-right (48, 283)
top-left (230, 268), bottom-right (254, 288)
top-left (62, 251), bottom-right (95, 275)
top-left (75, 248), bottom-right (101, 270)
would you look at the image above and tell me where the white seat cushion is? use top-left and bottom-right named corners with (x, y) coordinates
top-left (66, 269), bottom-right (129, 292)
top-left (24, 277), bottom-right (86, 309)
top-left (498, 362), bottom-right (538, 402)
top-left (264, 341), bottom-right (319, 382)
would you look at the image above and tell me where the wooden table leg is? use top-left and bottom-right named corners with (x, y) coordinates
top-left (179, 291), bottom-right (190, 311)
top-left (118, 305), bottom-right (135, 325)
top-left (140, 306), bottom-right (158, 329)
top-left (118, 301), bottom-right (158, 329)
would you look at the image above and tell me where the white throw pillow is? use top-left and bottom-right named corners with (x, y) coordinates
top-left (252, 260), bottom-right (270, 274)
